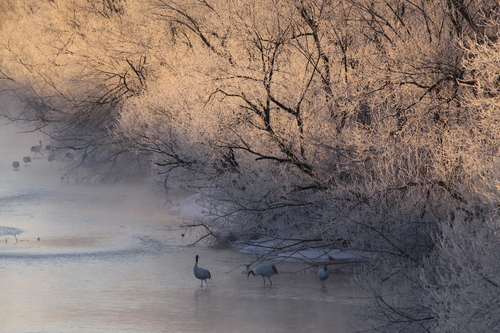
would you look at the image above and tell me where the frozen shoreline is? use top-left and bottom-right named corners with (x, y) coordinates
top-left (169, 194), bottom-right (364, 265)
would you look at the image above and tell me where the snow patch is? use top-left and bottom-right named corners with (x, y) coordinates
top-left (234, 237), bottom-right (362, 263)
top-left (172, 194), bottom-right (363, 264)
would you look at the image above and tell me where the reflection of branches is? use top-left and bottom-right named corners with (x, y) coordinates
top-left (0, 227), bottom-right (23, 243)
top-left (5, 235), bottom-right (18, 243)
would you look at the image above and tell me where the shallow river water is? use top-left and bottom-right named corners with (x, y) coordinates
top-left (0, 130), bottom-right (364, 333)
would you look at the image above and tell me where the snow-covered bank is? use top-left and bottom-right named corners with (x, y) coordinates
top-left (169, 193), bottom-right (363, 265)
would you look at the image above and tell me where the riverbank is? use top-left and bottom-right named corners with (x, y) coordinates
top-left (169, 193), bottom-right (365, 270)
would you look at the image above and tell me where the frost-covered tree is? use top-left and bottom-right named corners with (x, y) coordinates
top-left (420, 28), bottom-right (500, 333)
top-left (423, 215), bottom-right (500, 333)
top-left (0, 0), bottom-right (154, 179)
top-left (120, 1), bottom-right (499, 332)
top-left (2, 1), bottom-right (500, 331)
top-left (117, 0), bottom-right (493, 257)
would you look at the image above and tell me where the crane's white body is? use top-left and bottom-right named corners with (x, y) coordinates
top-left (248, 264), bottom-right (278, 286)
top-left (194, 255), bottom-right (211, 287)
top-left (318, 265), bottom-right (329, 288)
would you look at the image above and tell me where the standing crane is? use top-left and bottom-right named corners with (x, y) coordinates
top-left (318, 265), bottom-right (329, 288)
top-left (193, 255), bottom-right (211, 287)
top-left (31, 141), bottom-right (43, 156)
top-left (247, 264), bottom-right (279, 286)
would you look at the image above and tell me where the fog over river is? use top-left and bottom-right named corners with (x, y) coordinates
top-left (0, 124), bottom-right (364, 333)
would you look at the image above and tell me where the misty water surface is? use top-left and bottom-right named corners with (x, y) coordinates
top-left (0, 126), bottom-right (363, 333)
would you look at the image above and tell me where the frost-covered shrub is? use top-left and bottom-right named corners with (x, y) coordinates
top-left (423, 214), bottom-right (500, 333)
top-left (3, 1), bottom-right (500, 331)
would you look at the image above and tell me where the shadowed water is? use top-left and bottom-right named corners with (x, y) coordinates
top-left (0, 131), bottom-right (364, 332)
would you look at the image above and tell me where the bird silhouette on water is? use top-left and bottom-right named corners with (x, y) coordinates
top-left (247, 264), bottom-right (279, 286)
top-left (31, 141), bottom-right (43, 156)
top-left (318, 265), bottom-right (329, 288)
top-left (193, 255), bottom-right (211, 287)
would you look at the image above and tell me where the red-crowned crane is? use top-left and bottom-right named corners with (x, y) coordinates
top-left (31, 141), bottom-right (43, 156)
top-left (193, 255), bottom-right (211, 287)
top-left (318, 265), bottom-right (329, 288)
top-left (247, 264), bottom-right (278, 286)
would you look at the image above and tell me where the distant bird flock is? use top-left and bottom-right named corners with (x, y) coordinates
top-left (11, 140), bottom-right (76, 169)
top-left (194, 255), bottom-right (330, 288)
